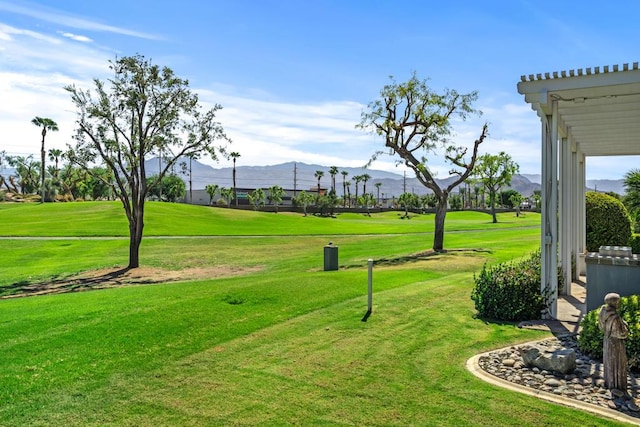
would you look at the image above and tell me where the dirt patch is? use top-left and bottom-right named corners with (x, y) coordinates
top-left (1, 265), bottom-right (263, 299)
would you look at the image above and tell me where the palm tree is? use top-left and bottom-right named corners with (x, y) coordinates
top-left (219, 187), bottom-right (234, 207)
top-left (31, 117), bottom-right (58, 202)
top-left (329, 166), bottom-right (339, 194)
top-left (205, 184), bottom-right (219, 206)
top-left (344, 181), bottom-right (351, 207)
top-left (375, 182), bottom-right (382, 206)
top-left (340, 170), bottom-right (349, 207)
top-left (314, 170), bottom-right (324, 203)
top-left (352, 175), bottom-right (362, 207)
top-left (361, 173), bottom-right (371, 197)
top-left (48, 148), bottom-right (63, 178)
top-left (267, 185), bottom-right (285, 213)
top-left (230, 152), bottom-right (241, 206)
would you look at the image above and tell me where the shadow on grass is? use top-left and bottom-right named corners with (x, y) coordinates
top-left (342, 248), bottom-right (492, 269)
top-left (1, 267), bottom-right (133, 299)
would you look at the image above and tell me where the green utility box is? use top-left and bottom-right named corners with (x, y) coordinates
top-left (324, 243), bottom-right (339, 271)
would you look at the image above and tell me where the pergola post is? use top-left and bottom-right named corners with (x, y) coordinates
top-left (570, 143), bottom-right (580, 279)
top-left (560, 134), bottom-right (572, 296)
top-left (541, 100), bottom-right (559, 319)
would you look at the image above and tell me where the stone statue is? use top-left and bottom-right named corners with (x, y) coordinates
top-left (598, 292), bottom-right (629, 396)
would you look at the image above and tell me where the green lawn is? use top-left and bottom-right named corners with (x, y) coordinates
top-left (0, 203), bottom-right (625, 426)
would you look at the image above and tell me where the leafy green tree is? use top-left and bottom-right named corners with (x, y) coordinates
top-left (6, 155), bottom-right (39, 194)
top-left (532, 189), bottom-right (542, 210)
top-left (205, 184), bottom-right (219, 206)
top-left (499, 189), bottom-right (520, 208)
top-left (219, 187), bottom-right (233, 207)
top-left (449, 194), bottom-right (462, 210)
top-left (267, 185), bottom-right (285, 212)
top-left (65, 55), bottom-right (228, 268)
top-left (398, 192), bottom-right (419, 219)
top-left (31, 116), bottom-right (58, 202)
top-left (509, 192), bottom-right (524, 217)
top-left (358, 73), bottom-right (487, 250)
top-left (146, 174), bottom-right (185, 202)
top-left (248, 188), bottom-right (265, 211)
top-left (624, 169), bottom-right (640, 232)
top-left (473, 152), bottom-right (519, 223)
top-left (420, 193), bottom-right (437, 210)
top-left (359, 192), bottom-right (376, 216)
top-left (294, 190), bottom-right (314, 216)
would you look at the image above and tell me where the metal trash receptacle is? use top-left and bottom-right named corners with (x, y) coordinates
top-left (324, 243), bottom-right (338, 271)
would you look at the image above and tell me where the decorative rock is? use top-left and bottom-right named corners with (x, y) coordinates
top-left (544, 378), bottom-right (562, 387)
top-left (502, 359), bottom-right (516, 367)
top-left (477, 335), bottom-right (640, 419)
top-left (519, 345), bottom-right (576, 374)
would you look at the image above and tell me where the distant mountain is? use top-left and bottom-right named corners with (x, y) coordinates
top-left (144, 158), bottom-right (545, 197)
top-left (1, 159), bottom-right (625, 197)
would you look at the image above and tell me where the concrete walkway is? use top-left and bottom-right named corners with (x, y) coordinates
top-left (518, 279), bottom-right (587, 334)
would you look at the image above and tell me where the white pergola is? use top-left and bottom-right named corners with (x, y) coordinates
top-left (517, 63), bottom-right (640, 318)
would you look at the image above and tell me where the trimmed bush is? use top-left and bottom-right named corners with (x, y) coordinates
top-left (471, 250), bottom-right (556, 321)
top-left (630, 234), bottom-right (640, 254)
top-left (586, 191), bottom-right (632, 252)
top-left (578, 294), bottom-right (640, 370)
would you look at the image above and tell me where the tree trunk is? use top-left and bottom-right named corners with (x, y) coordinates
top-left (490, 191), bottom-right (497, 223)
top-left (128, 203), bottom-right (145, 269)
top-left (433, 195), bottom-right (448, 252)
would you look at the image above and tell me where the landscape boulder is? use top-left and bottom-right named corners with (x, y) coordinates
top-left (518, 345), bottom-right (576, 374)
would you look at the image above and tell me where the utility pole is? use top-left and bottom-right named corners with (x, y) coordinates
top-left (293, 162), bottom-right (297, 197)
top-left (403, 170), bottom-right (407, 194)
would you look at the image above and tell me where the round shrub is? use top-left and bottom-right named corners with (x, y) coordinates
top-left (586, 191), bottom-right (632, 252)
top-left (578, 294), bottom-right (640, 370)
top-left (471, 250), bottom-right (565, 321)
top-left (471, 251), bottom-right (547, 321)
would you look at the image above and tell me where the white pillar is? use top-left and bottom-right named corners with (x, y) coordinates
top-left (540, 101), bottom-right (559, 319)
top-left (579, 153), bottom-right (587, 255)
top-left (560, 135), bottom-right (572, 295)
top-left (571, 143), bottom-right (579, 279)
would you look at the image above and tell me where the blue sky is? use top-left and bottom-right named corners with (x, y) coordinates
top-left (1, 0), bottom-right (639, 180)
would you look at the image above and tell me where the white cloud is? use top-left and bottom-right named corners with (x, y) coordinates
top-left (0, 1), bottom-right (161, 40)
top-left (59, 31), bottom-right (92, 43)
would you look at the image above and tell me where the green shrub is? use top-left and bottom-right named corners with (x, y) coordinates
top-left (472, 251), bottom-right (543, 321)
top-left (586, 191), bottom-right (632, 252)
top-left (630, 234), bottom-right (640, 254)
top-left (578, 294), bottom-right (640, 370)
top-left (471, 249), bottom-right (566, 321)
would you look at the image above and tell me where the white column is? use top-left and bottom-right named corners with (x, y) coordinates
top-left (560, 135), bottom-right (572, 295)
top-left (541, 100), bottom-right (559, 319)
top-left (579, 153), bottom-right (587, 256)
top-left (571, 143), bottom-right (579, 279)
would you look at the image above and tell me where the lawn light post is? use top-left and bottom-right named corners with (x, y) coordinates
top-left (367, 259), bottom-right (373, 314)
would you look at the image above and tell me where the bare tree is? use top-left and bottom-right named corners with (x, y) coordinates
top-left (358, 73), bottom-right (488, 251)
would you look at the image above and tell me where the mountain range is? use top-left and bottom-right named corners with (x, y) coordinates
top-left (0, 159), bottom-right (626, 197)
